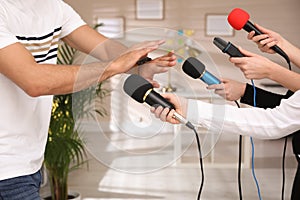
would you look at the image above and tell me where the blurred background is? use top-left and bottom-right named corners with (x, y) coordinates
top-left (41, 0), bottom-right (300, 199)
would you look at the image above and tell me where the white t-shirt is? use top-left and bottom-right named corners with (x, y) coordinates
top-left (187, 90), bottom-right (300, 139)
top-left (0, 0), bottom-right (86, 180)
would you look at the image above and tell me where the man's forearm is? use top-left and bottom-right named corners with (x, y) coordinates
top-left (63, 25), bottom-right (128, 62)
top-left (21, 62), bottom-right (110, 97)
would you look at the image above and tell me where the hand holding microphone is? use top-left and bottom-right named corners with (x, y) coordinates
top-left (212, 36), bottom-right (279, 80)
top-left (150, 93), bottom-right (189, 126)
top-left (246, 24), bottom-right (285, 55)
top-left (182, 57), bottom-right (242, 99)
top-left (227, 8), bottom-right (290, 63)
top-left (123, 74), bottom-right (194, 129)
top-left (225, 45), bottom-right (280, 80)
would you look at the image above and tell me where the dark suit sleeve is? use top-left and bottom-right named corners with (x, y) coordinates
top-left (240, 83), bottom-right (294, 109)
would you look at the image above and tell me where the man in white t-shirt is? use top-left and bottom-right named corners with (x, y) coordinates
top-left (0, 0), bottom-right (176, 199)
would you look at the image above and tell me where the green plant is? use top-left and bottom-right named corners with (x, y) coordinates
top-left (44, 35), bottom-right (108, 199)
top-left (44, 93), bottom-right (84, 199)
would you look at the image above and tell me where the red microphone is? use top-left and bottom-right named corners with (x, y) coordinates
top-left (227, 8), bottom-right (263, 35)
top-left (227, 8), bottom-right (289, 63)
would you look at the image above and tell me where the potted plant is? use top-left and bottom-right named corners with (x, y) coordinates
top-left (43, 36), bottom-right (108, 199)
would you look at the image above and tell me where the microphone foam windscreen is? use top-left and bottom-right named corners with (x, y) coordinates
top-left (182, 57), bottom-right (205, 79)
top-left (227, 8), bottom-right (250, 30)
top-left (123, 74), bottom-right (153, 103)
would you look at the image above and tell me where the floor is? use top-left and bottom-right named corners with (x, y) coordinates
top-left (40, 127), bottom-right (298, 200)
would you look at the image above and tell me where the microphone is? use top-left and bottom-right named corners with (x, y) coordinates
top-left (227, 8), bottom-right (290, 63)
top-left (123, 74), bottom-right (195, 130)
top-left (182, 57), bottom-right (221, 85)
top-left (213, 37), bottom-right (244, 57)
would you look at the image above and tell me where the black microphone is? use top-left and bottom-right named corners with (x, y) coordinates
top-left (227, 8), bottom-right (290, 63)
top-left (123, 74), bottom-right (195, 130)
top-left (213, 37), bottom-right (244, 57)
top-left (182, 57), bottom-right (221, 85)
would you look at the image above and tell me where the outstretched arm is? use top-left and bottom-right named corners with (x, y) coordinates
top-left (0, 38), bottom-right (163, 97)
top-left (151, 91), bottom-right (300, 140)
top-left (229, 48), bottom-right (300, 92)
top-left (186, 90), bottom-right (300, 139)
top-left (247, 24), bottom-right (300, 67)
top-left (207, 78), bottom-right (292, 108)
top-left (63, 25), bottom-right (177, 87)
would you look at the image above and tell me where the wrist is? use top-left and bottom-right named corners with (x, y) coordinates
top-left (101, 62), bottom-right (116, 81)
top-left (128, 65), bottom-right (138, 75)
top-left (180, 96), bottom-right (188, 118)
top-left (265, 60), bottom-right (277, 79)
top-left (268, 63), bottom-right (282, 81)
top-left (136, 57), bottom-right (152, 77)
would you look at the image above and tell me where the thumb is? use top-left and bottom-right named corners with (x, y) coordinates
top-left (160, 93), bottom-right (174, 100)
top-left (238, 47), bottom-right (256, 57)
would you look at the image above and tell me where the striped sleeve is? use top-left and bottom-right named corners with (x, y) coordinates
top-left (16, 27), bottom-right (62, 63)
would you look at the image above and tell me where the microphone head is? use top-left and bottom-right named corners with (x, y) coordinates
top-left (213, 37), bottom-right (228, 51)
top-left (182, 57), bottom-right (205, 79)
top-left (123, 74), bottom-right (153, 103)
top-left (227, 8), bottom-right (250, 30)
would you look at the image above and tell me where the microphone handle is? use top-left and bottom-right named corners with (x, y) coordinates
top-left (200, 71), bottom-right (221, 85)
top-left (144, 90), bottom-right (195, 130)
top-left (223, 42), bottom-right (244, 57)
top-left (145, 90), bottom-right (175, 109)
top-left (244, 21), bottom-right (263, 35)
top-left (173, 112), bottom-right (195, 130)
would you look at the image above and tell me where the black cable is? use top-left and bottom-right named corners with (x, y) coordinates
top-left (234, 100), bottom-right (243, 200)
top-left (192, 127), bottom-right (204, 200)
top-left (287, 59), bottom-right (292, 71)
top-left (281, 60), bottom-right (292, 200)
top-left (136, 57), bottom-right (152, 65)
top-left (282, 137), bottom-right (288, 200)
top-left (238, 135), bottom-right (243, 200)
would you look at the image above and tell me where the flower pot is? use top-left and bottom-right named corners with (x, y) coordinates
top-left (42, 191), bottom-right (81, 200)
top-left (68, 191), bottom-right (81, 200)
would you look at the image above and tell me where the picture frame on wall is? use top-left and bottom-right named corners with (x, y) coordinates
top-left (205, 14), bottom-right (234, 36)
top-left (136, 0), bottom-right (164, 20)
